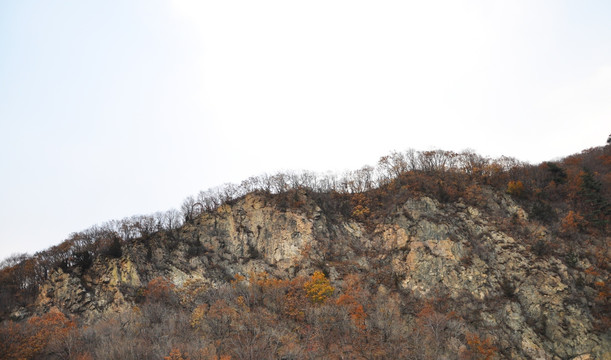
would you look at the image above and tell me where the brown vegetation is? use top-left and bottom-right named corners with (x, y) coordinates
top-left (1, 144), bottom-right (610, 359)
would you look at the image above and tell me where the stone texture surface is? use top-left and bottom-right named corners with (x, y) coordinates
top-left (35, 192), bottom-right (610, 358)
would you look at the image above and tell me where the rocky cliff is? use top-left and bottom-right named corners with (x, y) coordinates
top-left (30, 188), bottom-right (610, 359)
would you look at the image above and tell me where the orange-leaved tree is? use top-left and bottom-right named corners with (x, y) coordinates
top-left (0, 308), bottom-right (76, 360)
top-left (561, 210), bottom-right (585, 234)
top-left (304, 271), bottom-right (334, 304)
top-left (336, 274), bottom-right (367, 331)
top-left (144, 276), bottom-right (177, 304)
top-left (463, 332), bottom-right (498, 360)
top-left (506, 180), bottom-right (524, 197)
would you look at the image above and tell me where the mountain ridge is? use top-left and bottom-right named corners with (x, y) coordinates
top-left (1, 146), bottom-right (609, 359)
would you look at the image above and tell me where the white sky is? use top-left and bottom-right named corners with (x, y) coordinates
top-left (1, 1), bottom-right (610, 260)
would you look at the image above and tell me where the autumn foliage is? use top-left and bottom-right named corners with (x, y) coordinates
top-left (506, 180), bottom-right (524, 197)
top-left (304, 271), bottom-right (334, 304)
top-left (561, 210), bottom-right (585, 233)
top-left (463, 332), bottom-right (498, 360)
top-left (0, 144), bottom-right (610, 359)
top-left (0, 308), bottom-right (76, 360)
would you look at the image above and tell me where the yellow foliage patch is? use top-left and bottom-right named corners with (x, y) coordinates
top-left (304, 271), bottom-right (334, 304)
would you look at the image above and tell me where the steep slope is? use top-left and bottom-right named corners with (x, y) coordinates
top-left (30, 190), bottom-right (609, 359)
top-left (1, 146), bottom-right (610, 359)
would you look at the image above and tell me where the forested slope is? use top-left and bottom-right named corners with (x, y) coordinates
top-left (1, 145), bottom-right (609, 359)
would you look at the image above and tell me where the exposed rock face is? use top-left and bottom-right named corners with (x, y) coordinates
top-left (194, 193), bottom-right (318, 271)
top-left (34, 191), bottom-right (610, 359)
top-left (381, 195), bottom-right (608, 359)
top-left (37, 258), bottom-right (140, 320)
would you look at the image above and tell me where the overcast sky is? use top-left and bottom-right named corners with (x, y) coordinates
top-left (1, 1), bottom-right (610, 261)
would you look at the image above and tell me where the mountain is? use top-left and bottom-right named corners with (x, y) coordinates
top-left (1, 147), bottom-right (610, 359)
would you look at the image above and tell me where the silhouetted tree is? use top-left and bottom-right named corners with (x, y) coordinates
top-left (107, 237), bottom-right (122, 258)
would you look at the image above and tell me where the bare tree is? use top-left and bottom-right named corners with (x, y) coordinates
top-left (181, 195), bottom-right (197, 222)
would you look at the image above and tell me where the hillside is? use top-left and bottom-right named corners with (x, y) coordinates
top-left (1, 146), bottom-right (610, 359)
